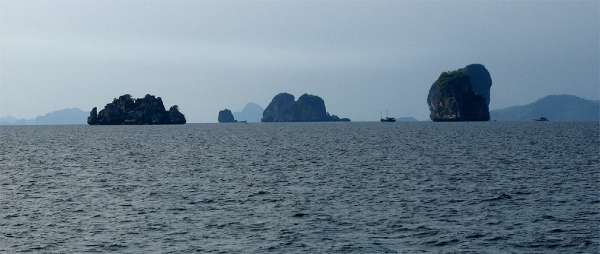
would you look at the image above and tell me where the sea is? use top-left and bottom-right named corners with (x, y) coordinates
top-left (0, 122), bottom-right (598, 253)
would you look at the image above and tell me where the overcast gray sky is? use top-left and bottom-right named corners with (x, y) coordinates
top-left (0, 0), bottom-right (598, 122)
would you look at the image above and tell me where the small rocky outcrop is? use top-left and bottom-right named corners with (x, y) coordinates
top-left (218, 109), bottom-right (237, 123)
top-left (427, 64), bottom-right (492, 121)
top-left (262, 93), bottom-right (350, 122)
top-left (87, 94), bottom-right (186, 125)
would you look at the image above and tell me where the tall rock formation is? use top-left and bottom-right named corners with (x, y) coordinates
top-left (262, 93), bottom-right (296, 122)
top-left (218, 109), bottom-right (237, 123)
top-left (87, 94), bottom-right (186, 125)
top-left (262, 93), bottom-right (350, 122)
top-left (427, 64), bottom-right (492, 121)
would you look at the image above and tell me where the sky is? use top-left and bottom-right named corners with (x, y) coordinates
top-left (0, 0), bottom-right (598, 122)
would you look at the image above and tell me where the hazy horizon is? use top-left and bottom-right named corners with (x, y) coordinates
top-left (1, 0), bottom-right (598, 122)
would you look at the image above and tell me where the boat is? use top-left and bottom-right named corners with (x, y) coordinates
top-left (534, 117), bottom-right (549, 122)
top-left (380, 110), bottom-right (396, 122)
top-left (381, 117), bottom-right (396, 122)
top-left (381, 116), bottom-right (396, 123)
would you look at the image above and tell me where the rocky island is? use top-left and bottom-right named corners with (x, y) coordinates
top-left (427, 64), bottom-right (492, 121)
top-left (87, 94), bottom-right (186, 125)
top-left (262, 93), bottom-right (350, 122)
top-left (218, 109), bottom-right (237, 123)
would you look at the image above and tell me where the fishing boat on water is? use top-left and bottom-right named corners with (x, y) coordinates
top-left (381, 117), bottom-right (396, 122)
top-left (380, 111), bottom-right (396, 122)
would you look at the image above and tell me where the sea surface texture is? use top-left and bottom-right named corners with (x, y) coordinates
top-left (1, 122), bottom-right (598, 253)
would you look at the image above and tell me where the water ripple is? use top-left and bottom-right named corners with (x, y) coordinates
top-left (0, 122), bottom-right (598, 253)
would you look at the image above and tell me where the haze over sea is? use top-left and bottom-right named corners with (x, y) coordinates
top-left (1, 122), bottom-right (598, 253)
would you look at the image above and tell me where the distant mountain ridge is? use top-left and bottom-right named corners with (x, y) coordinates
top-left (0, 108), bottom-right (88, 125)
top-left (491, 94), bottom-right (599, 121)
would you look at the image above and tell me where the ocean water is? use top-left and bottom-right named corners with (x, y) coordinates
top-left (0, 122), bottom-right (598, 253)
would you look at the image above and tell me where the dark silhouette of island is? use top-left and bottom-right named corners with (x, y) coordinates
top-left (218, 109), bottom-right (237, 123)
top-left (427, 64), bottom-right (492, 121)
top-left (234, 103), bottom-right (264, 123)
top-left (491, 94), bottom-right (599, 121)
top-left (262, 93), bottom-right (350, 122)
top-left (0, 108), bottom-right (88, 125)
top-left (87, 94), bottom-right (186, 125)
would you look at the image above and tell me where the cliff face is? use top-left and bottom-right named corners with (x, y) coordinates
top-left (262, 93), bottom-right (350, 122)
top-left (218, 109), bottom-right (237, 123)
top-left (290, 94), bottom-right (330, 122)
top-left (262, 93), bottom-right (296, 122)
top-left (427, 64), bottom-right (492, 121)
top-left (88, 94), bottom-right (186, 125)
